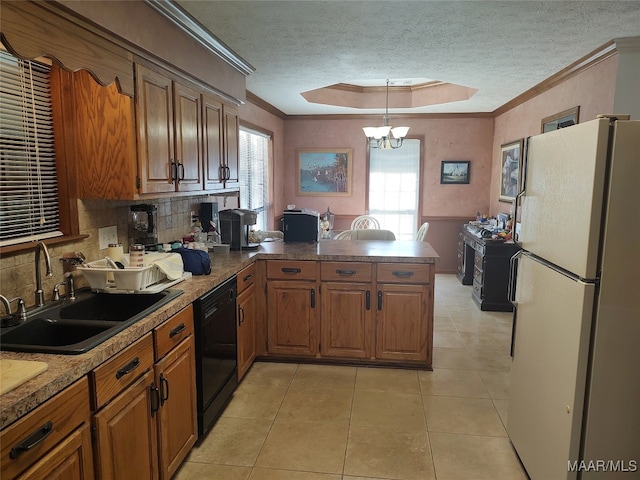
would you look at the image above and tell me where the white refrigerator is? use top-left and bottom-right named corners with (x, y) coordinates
top-left (507, 117), bottom-right (640, 480)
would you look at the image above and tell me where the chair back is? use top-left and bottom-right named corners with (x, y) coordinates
top-left (333, 230), bottom-right (354, 240)
top-left (350, 229), bottom-right (396, 240)
top-left (415, 222), bottom-right (430, 241)
top-left (351, 215), bottom-right (380, 230)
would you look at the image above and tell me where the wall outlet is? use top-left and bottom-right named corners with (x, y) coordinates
top-left (98, 226), bottom-right (118, 250)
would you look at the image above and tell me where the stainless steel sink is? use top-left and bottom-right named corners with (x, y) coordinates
top-left (0, 288), bottom-right (183, 354)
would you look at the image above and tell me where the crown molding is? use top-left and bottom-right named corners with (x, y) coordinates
top-left (144, 0), bottom-right (254, 76)
top-left (493, 40), bottom-right (617, 116)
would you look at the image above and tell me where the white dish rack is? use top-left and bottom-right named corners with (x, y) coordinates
top-left (77, 258), bottom-right (190, 293)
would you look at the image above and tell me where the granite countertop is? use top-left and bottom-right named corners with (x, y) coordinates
top-left (0, 240), bottom-right (439, 429)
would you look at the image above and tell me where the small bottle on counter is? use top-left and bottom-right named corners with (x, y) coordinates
top-left (129, 244), bottom-right (145, 267)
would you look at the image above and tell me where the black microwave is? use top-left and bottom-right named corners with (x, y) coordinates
top-left (282, 209), bottom-right (319, 243)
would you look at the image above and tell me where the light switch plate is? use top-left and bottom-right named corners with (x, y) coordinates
top-left (98, 226), bottom-right (118, 250)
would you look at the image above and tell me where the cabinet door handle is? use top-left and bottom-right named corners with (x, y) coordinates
top-left (238, 306), bottom-right (245, 325)
top-left (115, 357), bottom-right (140, 380)
top-left (218, 165), bottom-right (224, 181)
top-left (281, 267), bottom-right (302, 274)
top-left (336, 269), bottom-right (356, 276)
top-left (310, 288), bottom-right (316, 308)
top-left (365, 290), bottom-right (371, 310)
top-left (159, 373), bottom-right (170, 406)
top-left (150, 383), bottom-right (160, 416)
top-left (177, 162), bottom-right (185, 182)
top-left (392, 270), bottom-right (414, 278)
top-left (170, 160), bottom-right (177, 182)
top-left (169, 323), bottom-right (186, 338)
top-left (377, 291), bottom-right (382, 310)
top-left (9, 421), bottom-right (53, 459)
top-left (225, 166), bottom-right (231, 180)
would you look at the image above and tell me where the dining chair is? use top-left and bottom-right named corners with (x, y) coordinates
top-left (415, 222), bottom-right (430, 241)
top-left (333, 230), bottom-right (354, 240)
top-left (350, 229), bottom-right (396, 240)
top-left (350, 215), bottom-right (380, 230)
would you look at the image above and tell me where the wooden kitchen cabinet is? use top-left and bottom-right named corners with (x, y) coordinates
top-left (136, 63), bottom-right (203, 195)
top-left (91, 334), bottom-right (157, 480)
top-left (266, 261), bottom-right (319, 356)
top-left (237, 263), bottom-right (257, 380)
top-left (202, 94), bottom-right (240, 191)
top-left (375, 263), bottom-right (433, 364)
top-left (92, 369), bottom-right (158, 480)
top-left (0, 377), bottom-right (93, 480)
top-left (320, 262), bottom-right (373, 359)
top-left (152, 305), bottom-right (197, 480)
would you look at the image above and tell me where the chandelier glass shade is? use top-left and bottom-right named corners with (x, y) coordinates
top-left (363, 80), bottom-right (410, 149)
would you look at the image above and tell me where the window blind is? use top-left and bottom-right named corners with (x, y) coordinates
top-left (239, 127), bottom-right (269, 231)
top-left (0, 51), bottom-right (61, 247)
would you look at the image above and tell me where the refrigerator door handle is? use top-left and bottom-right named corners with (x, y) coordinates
top-left (508, 249), bottom-right (524, 306)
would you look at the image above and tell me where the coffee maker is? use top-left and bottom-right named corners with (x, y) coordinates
top-left (219, 209), bottom-right (260, 250)
top-left (128, 204), bottom-right (158, 251)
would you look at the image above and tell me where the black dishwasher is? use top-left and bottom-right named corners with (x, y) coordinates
top-left (193, 275), bottom-right (237, 439)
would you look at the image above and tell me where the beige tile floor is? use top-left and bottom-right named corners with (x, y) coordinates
top-left (174, 274), bottom-right (528, 480)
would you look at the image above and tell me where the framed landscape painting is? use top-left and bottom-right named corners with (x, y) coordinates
top-left (499, 139), bottom-right (524, 202)
top-left (440, 161), bottom-right (470, 184)
top-left (296, 148), bottom-right (352, 196)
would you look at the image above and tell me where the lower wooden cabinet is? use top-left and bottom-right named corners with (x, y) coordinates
top-left (264, 260), bottom-right (434, 367)
top-left (237, 284), bottom-right (257, 381)
top-left (375, 263), bottom-right (433, 364)
top-left (320, 282), bottom-right (372, 359)
top-left (92, 369), bottom-right (158, 480)
top-left (91, 305), bottom-right (196, 480)
top-left (375, 283), bottom-right (430, 362)
top-left (154, 336), bottom-right (197, 480)
top-left (0, 377), bottom-right (93, 480)
top-left (267, 279), bottom-right (318, 356)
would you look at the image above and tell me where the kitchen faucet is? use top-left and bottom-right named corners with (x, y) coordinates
top-left (0, 294), bottom-right (27, 326)
top-left (34, 241), bottom-right (53, 308)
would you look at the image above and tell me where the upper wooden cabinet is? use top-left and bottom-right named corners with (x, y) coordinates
top-left (50, 61), bottom-right (240, 200)
top-left (203, 94), bottom-right (240, 191)
top-left (136, 64), bottom-right (203, 195)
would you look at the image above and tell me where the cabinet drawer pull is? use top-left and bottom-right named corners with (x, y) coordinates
top-left (392, 270), bottom-right (414, 278)
top-left (10, 421), bottom-right (53, 459)
top-left (115, 357), bottom-right (140, 379)
top-left (336, 269), bottom-right (356, 276)
top-left (243, 273), bottom-right (253, 282)
top-left (159, 373), bottom-right (170, 406)
top-left (281, 267), bottom-right (302, 274)
top-left (169, 323), bottom-right (186, 338)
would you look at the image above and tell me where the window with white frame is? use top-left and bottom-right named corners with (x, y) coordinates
top-left (239, 126), bottom-right (270, 231)
top-left (368, 139), bottom-right (421, 240)
top-left (0, 50), bottom-right (62, 247)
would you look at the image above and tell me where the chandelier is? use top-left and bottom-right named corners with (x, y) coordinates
top-left (362, 79), bottom-right (410, 149)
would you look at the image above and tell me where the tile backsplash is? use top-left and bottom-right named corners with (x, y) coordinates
top-left (0, 194), bottom-right (238, 309)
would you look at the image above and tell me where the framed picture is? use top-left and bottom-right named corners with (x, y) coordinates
top-left (541, 106), bottom-right (580, 133)
top-left (297, 148), bottom-right (352, 196)
top-left (499, 139), bottom-right (523, 203)
top-left (440, 161), bottom-right (470, 184)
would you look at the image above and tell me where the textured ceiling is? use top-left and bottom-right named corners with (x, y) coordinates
top-left (174, 1), bottom-right (640, 116)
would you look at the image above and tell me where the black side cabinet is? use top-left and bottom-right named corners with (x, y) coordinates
top-left (458, 226), bottom-right (520, 311)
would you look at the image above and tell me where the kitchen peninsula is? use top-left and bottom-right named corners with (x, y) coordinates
top-left (0, 240), bottom-right (439, 430)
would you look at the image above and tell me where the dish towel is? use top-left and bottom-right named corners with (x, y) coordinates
top-left (147, 252), bottom-right (184, 280)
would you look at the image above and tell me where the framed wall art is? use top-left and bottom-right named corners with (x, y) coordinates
top-left (440, 161), bottom-right (470, 184)
top-left (296, 148), bottom-right (352, 196)
top-left (499, 139), bottom-right (523, 203)
top-left (541, 106), bottom-right (580, 133)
